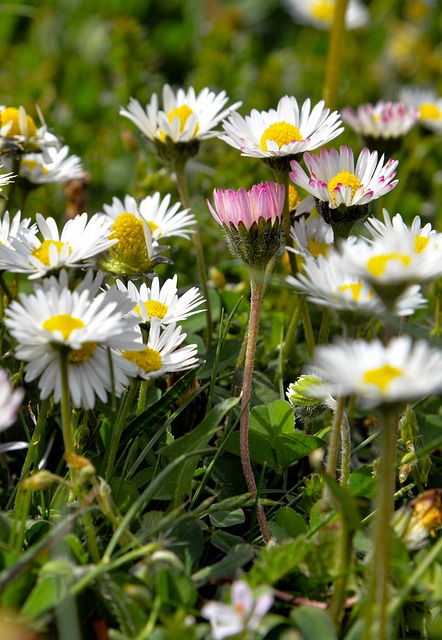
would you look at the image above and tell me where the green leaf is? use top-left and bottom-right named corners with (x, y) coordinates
top-left (248, 538), bottom-right (307, 586)
top-left (273, 507), bottom-right (308, 539)
top-left (192, 544), bottom-right (254, 586)
top-left (209, 508), bottom-right (245, 528)
top-left (349, 465), bottom-right (375, 499)
top-left (21, 560), bottom-right (74, 618)
top-left (291, 606), bottom-right (337, 640)
top-left (211, 530), bottom-right (244, 553)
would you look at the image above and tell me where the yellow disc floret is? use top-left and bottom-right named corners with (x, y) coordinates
top-left (311, 0), bottom-right (334, 21)
top-left (327, 171), bottom-right (362, 206)
top-left (367, 253), bottom-right (411, 277)
top-left (260, 122), bottom-right (303, 151)
top-left (68, 342), bottom-right (98, 363)
top-left (1, 107), bottom-right (37, 138)
top-left (159, 105), bottom-right (199, 142)
top-left (123, 347), bottom-right (162, 374)
top-left (108, 212), bottom-right (150, 272)
top-left (288, 185), bottom-right (301, 211)
top-left (414, 236), bottom-right (430, 253)
top-left (307, 239), bottom-right (330, 259)
top-left (43, 314), bottom-right (85, 341)
top-left (419, 103), bottom-right (441, 121)
top-left (134, 300), bottom-right (168, 320)
top-left (363, 364), bottom-right (403, 392)
top-left (32, 240), bottom-right (71, 266)
top-left (338, 282), bottom-right (364, 302)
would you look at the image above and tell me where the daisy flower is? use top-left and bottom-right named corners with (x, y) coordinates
top-left (283, 0), bottom-right (370, 30)
top-left (341, 101), bottom-right (419, 153)
top-left (399, 87), bottom-right (442, 134)
top-left (122, 321), bottom-right (199, 381)
top-left (116, 275), bottom-right (205, 325)
top-left (0, 368), bottom-right (24, 432)
top-left (0, 105), bottom-right (47, 154)
top-left (289, 146), bottom-right (398, 229)
top-left (4, 275), bottom-right (143, 410)
top-left (311, 335), bottom-right (442, 407)
top-left (120, 84), bottom-right (241, 145)
top-left (290, 212), bottom-right (334, 260)
top-left (220, 95), bottom-right (343, 170)
top-left (0, 212), bottom-right (116, 278)
top-left (0, 165), bottom-right (15, 193)
top-left (288, 251), bottom-right (426, 317)
top-left (207, 182), bottom-right (285, 268)
top-left (201, 580), bottom-right (273, 640)
top-left (364, 209), bottom-right (442, 251)
top-left (0, 210), bottom-right (36, 249)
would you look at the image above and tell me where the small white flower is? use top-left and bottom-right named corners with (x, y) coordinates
top-left (122, 320), bottom-right (199, 381)
top-left (4, 275), bottom-right (142, 409)
top-left (399, 87), bottom-right (442, 134)
top-left (311, 335), bottom-right (442, 407)
top-left (220, 95), bottom-right (343, 160)
top-left (289, 146), bottom-right (398, 209)
top-left (0, 165), bottom-right (15, 192)
top-left (364, 209), bottom-right (442, 251)
top-left (0, 105), bottom-right (43, 146)
top-left (116, 275), bottom-right (205, 325)
top-left (341, 101), bottom-right (419, 140)
top-left (18, 129), bottom-right (85, 185)
top-left (120, 84), bottom-right (241, 144)
top-left (290, 213), bottom-right (334, 260)
top-left (0, 212), bottom-right (116, 278)
top-left (0, 210), bottom-right (36, 250)
top-left (201, 580), bottom-right (273, 640)
top-left (0, 368), bottom-right (24, 432)
top-left (283, 0), bottom-right (370, 30)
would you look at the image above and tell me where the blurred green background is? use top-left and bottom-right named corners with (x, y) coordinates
top-left (0, 0), bottom-right (441, 237)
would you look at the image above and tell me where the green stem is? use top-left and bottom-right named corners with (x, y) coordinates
top-left (322, 0), bottom-right (350, 109)
top-left (82, 510), bottom-right (101, 564)
top-left (363, 406), bottom-right (399, 640)
top-left (323, 395), bottom-right (346, 506)
top-left (173, 159), bottom-right (213, 347)
top-left (60, 354), bottom-right (74, 455)
top-left (105, 381), bottom-right (139, 481)
top-left (136, 380), bottom-right (151, 416)
top-left (300, 297), bottom-right (315, 356)
top-left (329, 505), bottom-right (351, 624)
top-left (340, 410), bottom-right (351, 491)
top-left (240, 268), bottom-right (272, 542)
top-left (0, 272), bottom-right (13, 303)
top-left (318, 307), bottom-right (332, 344)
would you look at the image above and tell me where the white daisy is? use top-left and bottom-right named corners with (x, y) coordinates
top-left (289, 146), bottom-right (398, 210)
top-left (0, 210), bottom-right (36, 249)
top-left (283, 0), bottom-right (370, 30)
top-left (120, 84), bottom-right (241, 144)
top-left (289, 213), bottom-right (334, 260)
top-left (4, 276), bottom-right (142, 410)
top-left (219, 95), bottom-right (343, 162)
top-left (201, 580), bottom-right (274, 640)
top-left (0, 165), bottom-right (15, 193)
top-left (288, 251), bottom-right (426, 317)
top-left (341, 101), bottom-right (419, 141)
top-left (399, 87), bottom-right (442, 134)
top-left (0, 368), bottom-right (24, 432)
top-left (116, 275), bottom-right (205, 325)
top-left (364, 209), bottom-right (442, 251)
top-left (0, 212), bottom-right (116, 278)
top-left (18, 129), bottom-right (85, 185)
top-left (0, 105), bottom-right (48, 153)
top-left (122, 320), bottom-right (199, 381)
top-left (311, 335), bottom-right (442, 407)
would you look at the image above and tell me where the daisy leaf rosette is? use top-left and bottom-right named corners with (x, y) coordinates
top-left (289, 146), bottom-right (398, 231)
top-left (201, 580), bottom-right (274, 640)
top-left (4, 276), bottom-right (143, 410)
top-left (120, 84), bottom-right (241, 163)
top-left (311, 335), bottom-right (442, 408)
top-left (399, 87), bottom-right (442, 134)
top-left (341, 101), bottom-right (419, 154)
top-left (207, 182), bottom-right (285, 269)
top-left (122, 320), bottom-right (199, 381)
top-left (283, 0), bottom-right (370, 30)
top-left (0, 212), bottom-right (116, 278)
top-left (219, 95), bottom-right (343, 173)
top-left (116, 275), bottom-right (205, 325)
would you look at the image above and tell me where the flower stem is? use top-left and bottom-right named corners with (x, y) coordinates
top-left (340, 410), bottom-right (351, 491)
top-left (136, 379), bottom-right (151, 416)
top-left (60, 354), bottom-right (75, 456)
top-left (363, 406), bottom-right (399, 640)
top-left (173, 158), bottom-right (213, 347)
top-left (322, 0), bottom-right (350, 109)
top-left (240, 268), bottom-right (272, 542)
top-left (323, 395), bottom-right (346, 506)
top-left (105, 380), bottom-right (139, 482)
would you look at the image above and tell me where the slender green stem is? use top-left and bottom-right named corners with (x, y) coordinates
top-left (173, 159), bottom-right (213, 347)
top-left (82, 510), bottom-right (100, 564)
top-left (363, 406), bottom-right (399, 640)
top-left (240, 268), bottom-right (272, 542)
top-left (318, 307), bottom-right (332, 345)
top-left (323, 395), bottom-right (346, 506)
top-left (0, 272), bottom-right (13, 303)
top-left (60, 354), bottom-right (74, 455)
top-left (329, 506), bottom-right (351, 624)
top-left (322, 0), bottom-right (350, 109)
top-left (300, 297), bottom-right (315, 356)
top-left (105, 381), bottom-right (139, 481)
top-left (136, 380), bottom-right (151, 416)
top-left (282, 293), bottom-right (301, 364)
top-left (340, 411), bottom-right (351, 491)
top-left (20, 397), bottom-right (51, 478)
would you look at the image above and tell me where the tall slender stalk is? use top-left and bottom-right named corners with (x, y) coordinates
top-left (60, 353), bottom-right (74, 456)
top-left (322, 0), bottom-right (350, 110)
top-left (173, 158), bottom-right (213, 347)
top-left (240, 268), bottom-right (272, 542)
top-left (105, 380), bottom-right (139, 481)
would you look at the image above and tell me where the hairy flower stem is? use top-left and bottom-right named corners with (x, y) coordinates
top-left (363, 407), bottom-right (399, 640)
top-left (323, 395), bottom-right (346, 506)
top-left (322, 0), bottom-right (349, 110)
top-left (105, 380), bottom-right (139, 481)
top-left (240, 268), bottom-right (272, 542)
top-left (60, 354), bottom-right (75, 456)
top-left (173, 159), bottom-right (213, 347)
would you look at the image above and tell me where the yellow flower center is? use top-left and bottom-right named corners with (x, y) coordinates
top-left (68, 342), bottom-right (98, 364)
top-left (367, 253), bottom-right (411, 277)
top-left (338, 282), bottom-right (363, 302)
top-left (108, 212), bottom-right (150, 271)
top-left (419, 103), bottom-right (441, 120)
top-left (414, 236), bottom-right (429, 253)
top-left (1, 107), bottom-right (37, 137)
top-left (260, 122), bottom-right (303, 151)
top-left (135, 300), bottom-right (168, 320)
top-left (327, 171), bottom-right (362, 206)
top-left (123, 347), bottom-right (162, 374)
top-left (307, 239), bottom-right (329, 258)
top-left (32, 240), bottom-right (71, 266)
top-left (43, 314), bottom-right (85, 340)
top-left (158, 105), bottom-right (199, 142)
top-left (22, 159), bottom-right (47, 173)
top-left (363, 364), bottom-right (403, 392)
top-left (288, 185), bottom-right (301, 211)
top-left (147, 220), bottom-right (159, 233)
top-left (311, 0), bottom-right (334, 21)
